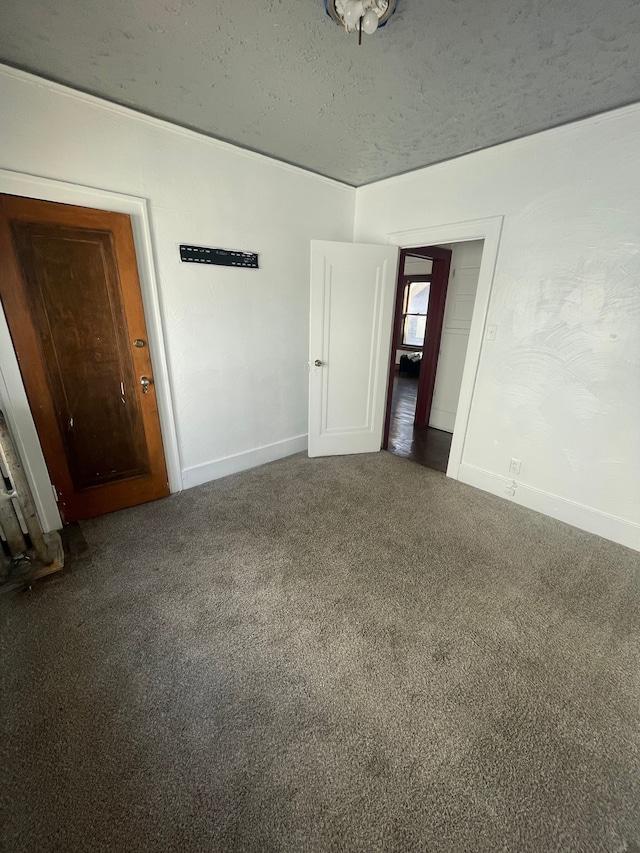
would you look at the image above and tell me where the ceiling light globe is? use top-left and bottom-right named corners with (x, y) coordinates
top-left (362, 9), bottom-right (379, 33)
top-left (343, 0), bottom-right (364, 26)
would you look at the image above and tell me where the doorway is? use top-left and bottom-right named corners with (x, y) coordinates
top-left (383, 240), bottom-right (484, 473)
top-left (0, 193), bottom-right (170, 522)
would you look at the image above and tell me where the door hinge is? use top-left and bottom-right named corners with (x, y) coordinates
top-left (52, 484), bottom-right (59, 502)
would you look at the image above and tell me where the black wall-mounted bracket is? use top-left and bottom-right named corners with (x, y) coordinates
top-left (179, 245), bottom-right (259, 268)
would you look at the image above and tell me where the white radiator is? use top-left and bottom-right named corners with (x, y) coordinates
top-left (0, 410), bottom-right (63, 586)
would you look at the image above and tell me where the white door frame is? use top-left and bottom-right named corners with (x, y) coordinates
top-left (386, 216), bottom-right (503, 481)
top-left (0, 169), bottom-right (182, 531)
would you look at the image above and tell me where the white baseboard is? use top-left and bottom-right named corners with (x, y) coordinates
top-left (181, 434), bottom-right (308, 490)
top-left (458, 463), bottom-right (640, 553)
top-left (429, 407), bottom-right (455, 433)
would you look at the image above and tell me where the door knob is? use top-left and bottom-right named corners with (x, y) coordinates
top-left (314, 359), bottom-right (323, 367)
top-left (140, 375), bottom-right (153, 394)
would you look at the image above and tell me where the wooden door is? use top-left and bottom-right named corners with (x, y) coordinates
top-left (308, 241), bottom-right (399, 457)
top-left (0, 194), bottom-right (169, 522)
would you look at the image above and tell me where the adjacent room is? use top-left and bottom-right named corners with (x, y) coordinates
top-left (0, 1), bottom-right (639, 851)
top-left (386, 241), bottom-right (483, 473)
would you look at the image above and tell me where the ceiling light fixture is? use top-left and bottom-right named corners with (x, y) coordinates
top-left (324, 0), bottom-right (398, 44)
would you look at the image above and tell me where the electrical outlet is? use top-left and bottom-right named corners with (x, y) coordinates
top-left (486, 324), bottom-right (497, 341)
top-left (509, 458), bottom-right (522, 475)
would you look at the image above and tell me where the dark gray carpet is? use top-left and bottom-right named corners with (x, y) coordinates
top-left (1, 451), bottom-right (639, 852)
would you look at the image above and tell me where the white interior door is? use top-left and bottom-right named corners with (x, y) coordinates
top-left (308, 240), bottom-right (399, 457)
top-left (431, 240), bottom-right (483, 432)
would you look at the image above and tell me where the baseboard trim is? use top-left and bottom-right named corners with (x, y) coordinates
top-left (182, 434), bottom-right (308, 490)
top-left (429, 407), bottom-right (455, 433)
top-left (458, 463), bottom-right (639, 552)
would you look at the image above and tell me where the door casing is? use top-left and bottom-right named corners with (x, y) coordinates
top-left (0, 169), bottom-right (181, 532)
top-left (384, 217), bottom-right (504, 480)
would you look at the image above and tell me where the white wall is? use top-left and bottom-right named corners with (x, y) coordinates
top-left (0, 66), bottom-right (355, 504)
top-left (354, 109), bottom-right (640, 550)
top-left (403, 258), bottom-right (432, 276)
top-left (430, 241), bottom-right (483, 432)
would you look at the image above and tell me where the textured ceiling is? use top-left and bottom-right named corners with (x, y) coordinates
top-left (1, 0), bottom-right (640, 185)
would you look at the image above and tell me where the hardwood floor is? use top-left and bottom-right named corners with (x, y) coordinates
top-left (387, 374), bottom-right (452, 473)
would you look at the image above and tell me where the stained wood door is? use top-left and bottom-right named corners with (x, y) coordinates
top-left (0, 194), bottom-right (169, 522)
top-left (308, 241), bottom-right (399, 457)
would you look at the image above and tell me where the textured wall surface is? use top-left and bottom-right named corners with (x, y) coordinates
top-left (1, 0), bottom-right (640, 185)
top-left (355, 105), bottom-right (640, 547)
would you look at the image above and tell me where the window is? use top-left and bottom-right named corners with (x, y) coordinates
top-left (401, 279), bottom-right (431, 347)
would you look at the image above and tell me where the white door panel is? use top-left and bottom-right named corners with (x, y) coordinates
top-left (309, 241), bottom-right (399, 457)
top-left (431, 241), bottom-right (483, 433)
top-left (430, 334), bottom-right (469, 432)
